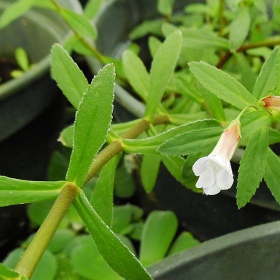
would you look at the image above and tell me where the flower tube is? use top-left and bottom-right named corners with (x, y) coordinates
top-left (261, 95), bottom-right (280, 111)
top-left (192, 123), bottom-right (241, 195)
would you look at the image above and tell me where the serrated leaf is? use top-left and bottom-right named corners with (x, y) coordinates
top-left (51, 44), bottom-right (88, 109)
top-left (182, 28), bottom-right (229, 50)
top-left (145, 30), bottom-right (182, 120)
top-left (141, 154), bottom-right (161, 192)
top-left (60, 9), bottom-right (97, 39)
top-left (74, 191), bottom-right (153, 280)
top-left (201, 88), bottom-right (226, 122)
top-left (66, 64), bottom-right (115, 188)
top-left (229, 6), bottom-right (251, 52)
top-left (237, 128), bottom-right (268, 209)
top-left (189, 61), bottom-right (259, 109)
top-left (264, 149), bottom-right (280, 205)
top-left (90, 155), bottom-right (121, 226)
top-left (122, 50), bottom-right (150, 101)
top-left (253, 47), bottom-right (280, 99)
top-left (139, 211), bottom-right (178, 267)
top-left (158, 126), bottom-right (222, 156)
top-left (123, 119), bottom-right (220, 154)
top-left (0, 176), bottom-right (65, 206)
top-left (240, 110), bottom-right (271, 140)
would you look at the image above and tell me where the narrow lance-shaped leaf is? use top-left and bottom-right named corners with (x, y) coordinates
top-left (122, 50), bottom-right (150, 101)
top-left (60, 9), bottom-right (97, 39)
top-left (229, 6), bottom-right (251, 52)
top-left (264, 148), bottom-right (280, 205)
top-left (123, 119), bottom-right (220, 154)
top-left (0, 176), bottom-right (66, 207)
top-left (189, 61), bottom-right (259, 109)
top-left (237, 127), bottom-right (268, 209)
top-left (158, 126), bottom-right (223, 156)
top-left (253, 47), bottom-right (280, 99)
top-left (66, 64), bottom-right (115, 188)
top-left (90, 154), bottom-right (121, 226)
top-left (74, 190), bottom-right (153, 280)
top-left (141, 154), bottom-right (161, 192)
top-left (145, 30), bottom-right (182, 120)
top-left (51, 44), bottom-right (88, 109)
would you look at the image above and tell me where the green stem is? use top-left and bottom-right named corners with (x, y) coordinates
top-left (14, 183), bottom-right (79, 279)
top-left (84, 115), bottom-right (170, 184)
top-left (51, 0), bottom-right (104, 62)
top-left (14, 115), bottom-right (169, 278)
top-left (216, 38), bottom-right (280, 69)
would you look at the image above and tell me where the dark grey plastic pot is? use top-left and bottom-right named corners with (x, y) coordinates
top-left (148, 221), bottom-right (280, 280)
top-left (87, 0), bottom-right (280, 241)
top-left (0, 0), bottom-right (82, 142)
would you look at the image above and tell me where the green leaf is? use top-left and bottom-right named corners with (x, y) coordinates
top-left (161, 155), bottom-right (185, 185)
top-left (114, 164), bottom-right (136, 198)
top-left (51, 44), bottom-right (88, 109)
top-left (181, 28), bottom-right (229, 50)
top-left (122, 50), bottom-right (150, 101)
top-left (30, 250), bottom-right (57, 280)
top-left (229, 6), bottom-right (251, 52)
top-left (0, 177), bottom-right (65, 206)
top-left (90, 155), bottom-right (121, 226)
top-left (158, 126), bottom-right (223, 156)
top-left (48, 229), bottom-right (76, 254)
top-left (145, 30), bottom-right (182, 120)
top-left (84, 0), bottom-right (105, 19)
top-left (237, 127), bottom-right (268, 209)
top-left (264, 149), bottom-right (280, 205)
top-left (70, 235), bottom-right (122, 280)
top-left (58, 125), bottom-right (74, 148)
top-left (167, 232), bottom-right (199, 256)
top-left (201, 88), bottom-right (226, 122)
top-left (0, 262), bottom-right (23, 279)
top-left (123, 119), bottom-right (220, 154)
top-left (15, 47), bottom-right (29, 71)
top-left (157, 0), bottom-right (174, 16)
top-left (0, 0), bottom-right (35, 29)
top-left (253, 47), bottom-right (280, 99)
top-left (188, 61), bottom-right (259, 109)
top-left (141, 154), bottom-right (161, 192)
top-left (60, 9), bottom-right (97, 39)
top-left (74, 191), bottom-right (153, 280)
top-left (2, 249), bottom-right (56, 280)
top-left (66, 64), bottom-right (115, 188)
top-left (139, 211), bottom-right (178, 267)
top-left (240, 110), bottom-right (271, 140)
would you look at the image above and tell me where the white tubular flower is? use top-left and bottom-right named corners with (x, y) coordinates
top-left (192, 123), bottom-right (240, 195)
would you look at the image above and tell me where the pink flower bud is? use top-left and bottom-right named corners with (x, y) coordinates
top-left (261, 95), bottom-right (280, 111)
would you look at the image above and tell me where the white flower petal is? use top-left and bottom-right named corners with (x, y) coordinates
top-left (195, 166), bottom-right (215, 189)
top-left (192, 157), bottom-right (209, 176)
top-left (203, 184), bottom-right (221, 195)
top-left (216, 169), bottom-right (234, 190)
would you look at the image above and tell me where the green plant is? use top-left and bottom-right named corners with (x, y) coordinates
top-left (1, 0), bottom-right (280, 279)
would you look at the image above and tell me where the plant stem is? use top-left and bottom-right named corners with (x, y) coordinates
top-left (14, 183), bottom-right (79, 279)
top-left (216, 38), bottom-right (280, 69)
top-left (15, 114), bottom-right (169, 278)
top-left (84, 115), bottom-right (170, 184)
